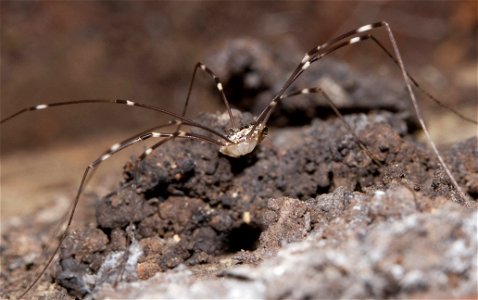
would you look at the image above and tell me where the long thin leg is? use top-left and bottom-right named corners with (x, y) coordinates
top-left (256, 22), bottom-right (389, 125)
top-left (366, 35), bottom-right (477, 124)
top-left (302, 32), bottom-right (477, 124)
top-left (0, 99), bottom-right (233, 144)
top-left (0, 99), bottom-right (173, 124)
top-left (133, 62), bottom-right (235, 178)
top-left (252, 21), bottom-right (468, 202)
top-left (16, 126), bottom-right (226, 299)
top-left (256, 21), bottom-right (475, 126)
top-left (129, 121), bottom-right (226, 189)
top-left (182, 62), bottom-right (237, 128)
top-left (282, 87), bottom-right (382, 166)
top-left (379, 23), bottom-right (469, 204)
top-left (127, 122), bottom-right (226, 187)
top-left (304, 31), bottom-right (475, 125)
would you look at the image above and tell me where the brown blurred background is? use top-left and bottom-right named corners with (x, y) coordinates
top-left (1, 1), bottom-right (477, 217)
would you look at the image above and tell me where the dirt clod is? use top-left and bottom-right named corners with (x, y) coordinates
top-left (51, 108), bottom-right (476, 298)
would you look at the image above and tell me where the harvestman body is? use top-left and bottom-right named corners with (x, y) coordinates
top-left (1, 21), bottom-right (474, 298)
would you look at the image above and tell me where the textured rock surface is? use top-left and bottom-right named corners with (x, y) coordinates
top-left (49, 109), bottom-right (477, 298)
top-left (93, 203), bottom-right (477, 299)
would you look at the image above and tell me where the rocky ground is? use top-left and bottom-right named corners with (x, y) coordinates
top-left (1, 39), bottom-right (476, 299)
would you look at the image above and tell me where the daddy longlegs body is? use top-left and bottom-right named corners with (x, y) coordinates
top-left (1, 21), bottom-right (475, 299)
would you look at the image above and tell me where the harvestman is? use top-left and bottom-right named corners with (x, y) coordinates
top-left (1, 21), bottom-right (474, 298)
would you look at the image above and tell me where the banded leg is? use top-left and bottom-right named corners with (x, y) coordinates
top-left (16, 125), bottom-right (226, 299)
top-left (0, 99), bottom-right (233, 144)
top-left (317, 33), bottom-right (476, 124)
top-left (290, 92), bottom-right (424, 206)
top-left (1, 99), bottom-right (171, 124)
top-left (251, 21), bottom-right (468, 202)
top-left (282, 87), bottom-right (382, 166)
top-left (257, 21), bottom-right (472, 125)
top-left (280, 33), bottom-right (477, 135)
top-left (300, 30), bottom-right (476, 125)
top-left (130, 122), bottom-right (228, 188)
top-left (182, 62), bottom-right (237, 128)
top-left (258, 22), bottom-right (390, 119)
top-left (134, 62), bottom-right (236, 180)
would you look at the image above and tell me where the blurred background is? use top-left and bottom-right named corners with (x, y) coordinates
top-left (1, 1), bottom-right (477, 217)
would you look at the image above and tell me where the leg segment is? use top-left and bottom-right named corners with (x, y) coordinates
top-left (16, 124), bottom-right (226, 298)
top-left (282, 87), bottom-right (382, 166)
top-left (182, 62), bottom-right (237, 128)
top-left (252, 21), bottom-right (468, 202)
top-left (1, 99), bottom-right (233, 144)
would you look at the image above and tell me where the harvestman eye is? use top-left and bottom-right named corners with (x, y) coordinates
top-left (1, 21), bottom-right (475, 298)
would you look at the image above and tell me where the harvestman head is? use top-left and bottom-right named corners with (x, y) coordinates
top-left (1, 21), bottom-right (475, 298)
